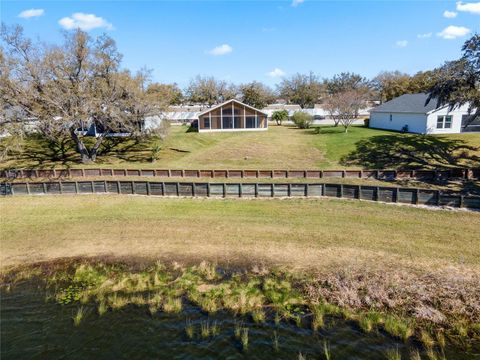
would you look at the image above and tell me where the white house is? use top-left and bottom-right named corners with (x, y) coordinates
top-left (369, 93), bottom-right (478, 134)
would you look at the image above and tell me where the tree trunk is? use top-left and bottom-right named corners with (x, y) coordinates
top-left (88, 134), bottom-right (106, 162)
top-left (70, 130), bottom-right (92, 163)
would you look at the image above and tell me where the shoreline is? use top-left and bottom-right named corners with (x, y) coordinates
top-left (2, 257), bottom-right (479, 351)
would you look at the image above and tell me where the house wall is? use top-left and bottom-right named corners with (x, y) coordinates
top-left (369, 112), bottom-right (428, 134)
top-left (426, 104), bottom-right (470, 134)
top-left (198, 102), bottom-right (268, 132)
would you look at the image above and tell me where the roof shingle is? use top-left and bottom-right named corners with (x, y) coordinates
top-left (370, 93), bottom-right (441, 114)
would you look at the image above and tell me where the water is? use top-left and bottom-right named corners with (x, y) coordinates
top-left (1, 281), bottom-right (476, 359)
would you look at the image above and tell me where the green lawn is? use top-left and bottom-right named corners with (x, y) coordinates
top-left (2, 124), bottom-right (479, 170)
top-left (1, 195), bottom-right (479, 270)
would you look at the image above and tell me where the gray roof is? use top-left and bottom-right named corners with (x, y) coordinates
top-left (370, 93), bottom-right (442, 114)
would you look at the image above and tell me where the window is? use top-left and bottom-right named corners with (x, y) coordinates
top-left (389, 114), bottom-right (393, 122)
top-left (222, 116), bottom-right (233, 129)
top-left (246, 116), bottom-right (256, 128)
top-left (436, 115), bottom-right (452, 129)
top-left (234, 116), bottom-right (241, 128)
top-left (203, 117), bottom-right (210, 129)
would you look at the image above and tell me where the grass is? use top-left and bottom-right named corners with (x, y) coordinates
top-left (2, 196), bottom-right (479, 270)
top-left (384, 316), bottom-right (415, 342)
top-left (241, 327), bottom-right (249, 351)
top-left (2, 125), bottom-right (479, 170)
top-left (385, 347), bottom-right (402, 360)
top-left (185, 318), bottom-right (194, 339)
top-left (72, 306), bottom-right (87, 326)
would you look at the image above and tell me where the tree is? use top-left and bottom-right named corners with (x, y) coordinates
top-left (323, 90), bottom-right (367, 133)
top-left (277, 72), bottom-right (323, 108)
top-left (1, 25), bottom-right (158, 163)
top-left (373, 70), bottom-right (438, 103)
top-left (185, 75), bottom-right (238, 107)
top-left (325, 72), bottom-right (371, 95)
top-left (271, 110), bottom-right (288, 126)
top-left (427, 34), bottom-right (480, 128)
top-left (372, 71), bottom-right (412, 102)
top-left (146, 83), bottom-right (183, 106)
top-left (239, 81), bottom-right (275, 109)
top-left (291, 111), bottom-right (313, 129)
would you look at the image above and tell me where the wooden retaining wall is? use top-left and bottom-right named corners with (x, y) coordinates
top-left (2, 181), bottom-right (479, 210)
top-left (1, 167), bottom-right (479, 181)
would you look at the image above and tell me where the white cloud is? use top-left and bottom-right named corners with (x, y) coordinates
top-left (456, 1), bottom-right (480, 14)
top-left (443, 10), bottom-right (458, 18)
top-left (207, 44), bottom-right (233, 56)
top-left (292, 0), bottom-right (304, 7)
top-left (59, 13), bottom-right (113, 31)
top-left (267, 68), bottom-right (286, 78)
top-left (417, 32), bottom-right (432, 39)
top-left (18, 9), bottom-right (44, 19)
top-left (395, 40), bottom-right (408, 48)
top-left (437, 25), bottom-right (471, 39)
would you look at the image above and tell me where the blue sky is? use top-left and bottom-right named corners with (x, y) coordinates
top-left (2, 1), bottom-right (479, 87)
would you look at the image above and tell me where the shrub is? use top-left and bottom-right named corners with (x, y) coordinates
top-left (272, 110), bottom-right (289, 126)
top-left (291, 111), bottom-right (313, 129)
top-left (364, 118), bottom-right (369, 127)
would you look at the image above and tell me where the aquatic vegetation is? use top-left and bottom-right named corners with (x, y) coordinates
top-left (200, 321), bottom-right (211, 338)
top-left (409, 349), bottom-right (421, 360)
top-left (311, 304), bottom-right (325, 331)
top-left (196, 261), bottom-right (219, 281)
top-left (56, 285), bottom-right (82, 305)
top-left (359, 311), bottom-right (383, 333)
top-left (272, 330), bottom-right (279, 352)
top-left (298, 352), bottom-right (307, 360)
top-left (436, 331), bottom-right (446, 349)
top-left (323, 340), bottom-right (331, 360)
top-left (385, 347), bottom-right (401, 360)
top-left (129, 294), bottom-right (147, 306)
top-left (420, 330), bottom-right (435, 348)
top-left (234, 321), bottom-right (243, 339)
top-left (211, 321), bottom-right (220, 336)
top-left (241, 327), bottom-right (249, 351)
top-left (251, 309), bottom-right (265, 323)
top-left (163, 297), bottom-right (182, 313)
top-left (384, 316), bottom-right (414, 342)
top-left (72, 306), bottom-right (87, 326)
top-left (5, 260), bottom-right (473, 349)
top-left (185, 318), bottom-right (194, 339)
top-left (98, 301), bottom-right (108, 316)
top-left (107, 293), bottom-right (129, 310)
top-left (74, 264), bottom-right (108, 287)
top-left (274, 312), bottom-right (281, 325)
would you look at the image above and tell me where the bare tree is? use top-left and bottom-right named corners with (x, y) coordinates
top-left (1, 24), bottom-right (157, 163)
top-left (323, 90), bottom-right (367, 133)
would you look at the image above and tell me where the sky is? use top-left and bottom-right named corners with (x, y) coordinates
top-left (1, 0), bottom-right (479, 88)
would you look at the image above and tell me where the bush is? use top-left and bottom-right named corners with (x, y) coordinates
top-left (291, 111), bottom-right (313, 129)
top-left (364, 118), bottom-right (369, 127)
top-left (272, 110), bottom-right (289, 126)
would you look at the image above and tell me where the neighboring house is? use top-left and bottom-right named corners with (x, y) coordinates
top-left (262, 103), bottom-right (371, 122)
top-left (197, 99), bottom-right (268, 132)
top-left (369, 93), bottom-right (478, 134)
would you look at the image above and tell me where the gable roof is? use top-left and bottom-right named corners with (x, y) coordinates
top-left (197, 99), bottom-right (268, 117)
top-left (370, 93), bottom-right (444, 114)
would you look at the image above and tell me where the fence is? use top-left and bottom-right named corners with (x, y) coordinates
top-left (1, 167), bottom-right (479, 181)
top-left (2, 181), bottom-right (479, 210)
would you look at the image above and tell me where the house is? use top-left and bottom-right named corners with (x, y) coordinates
top-left (369, 93), bottom-right (478, 134)
top-left (197, 99), bottom-right (268, 132)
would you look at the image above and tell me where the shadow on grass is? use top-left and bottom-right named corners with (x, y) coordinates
top-left (7, 135), bottom-right (156, 168)
top-left (341, 134), bottom-right (480, 170)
